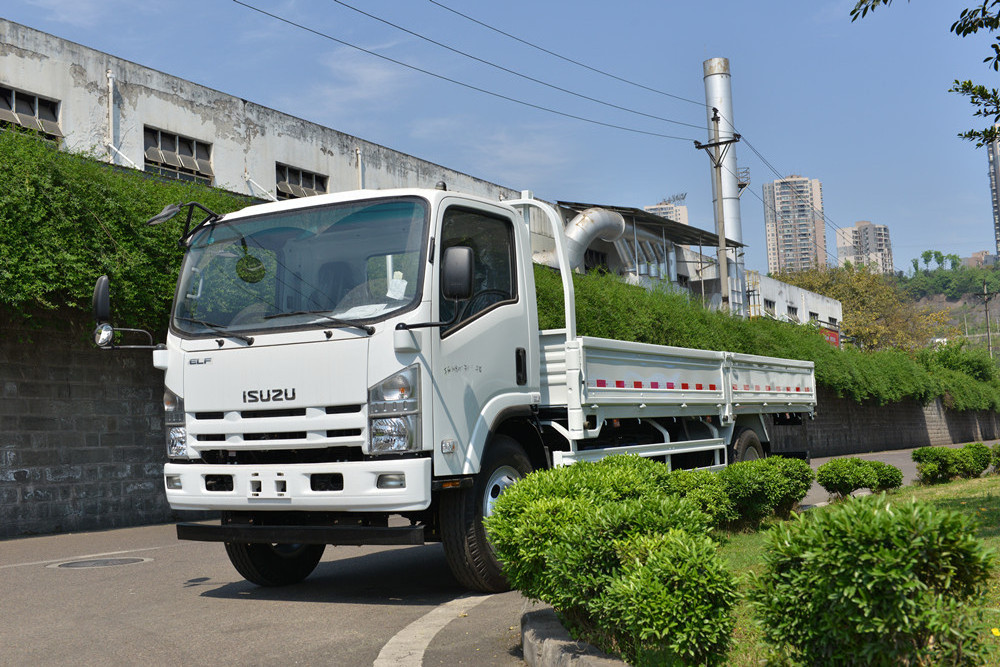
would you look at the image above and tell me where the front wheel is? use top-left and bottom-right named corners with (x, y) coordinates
top-left (224, 542), bottom-right (325, 587)
top-left (440, 436), bottom-right (532, 592)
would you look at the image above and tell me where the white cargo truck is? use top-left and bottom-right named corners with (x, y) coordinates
top-left (92, 186), bottom-right (815, 592)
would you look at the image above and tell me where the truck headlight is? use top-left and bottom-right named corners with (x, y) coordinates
top-left (368, 365), bottom-right (420, 454)
top-left (164, 388), bottom-right (188, 457)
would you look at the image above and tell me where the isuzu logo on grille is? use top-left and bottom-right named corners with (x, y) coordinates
top-left (242, 388), bottom-right (297, 403)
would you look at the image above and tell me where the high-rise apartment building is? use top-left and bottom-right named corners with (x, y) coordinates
top-left (643, 198), bottom-right (689, 225)
top-left (987, 126), bottom-right (1000, 255)
top-left (835, 220), bottom-right (894, 275)
top-left (762, 175), bottom-right (827, 273)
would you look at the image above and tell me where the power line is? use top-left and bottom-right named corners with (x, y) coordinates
top-left (328, 0), bottom-right (706, 132)
top-left (425, 0), bottom-right (708, 109)
top-left (231, 1), bottom-right (698, 142)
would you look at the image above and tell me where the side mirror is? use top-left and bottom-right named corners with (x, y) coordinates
top-left (93, 275), bottom-right (111, 323)
top-left (441, 246), bottom-right (474, 301)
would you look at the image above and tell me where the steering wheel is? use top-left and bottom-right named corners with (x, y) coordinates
top-left (460, 289), bottom-right (510, 320)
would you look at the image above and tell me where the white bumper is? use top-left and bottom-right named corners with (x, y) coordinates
top-left (163, 457), bottom-right (432, 512)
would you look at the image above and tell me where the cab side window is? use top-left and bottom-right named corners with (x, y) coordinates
top-left (440, 207), bottom-right (516, 334)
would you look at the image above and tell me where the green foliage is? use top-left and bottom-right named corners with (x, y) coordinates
top-left (914, 444), bottom-right (991, 484)
top-left (748, 494), bottom-right (993, 666)
top-left (658, 468), bottom-right (737, 526)
top-left (0, 130), bottom-right (253, 332)
top-left (868, 460), bottom-right (904, 492)
top-left (815, 457), bottom-right (879, 498)
top-left (597, 532), bottom-right (737, 666)
top-left (993, 442), bottom-right (1000, 472)
top-left (484, 456), bottom-right (738, 665)
top-left (716, 459), bottom-right (802, 528)
top-left (756, 456), bottom-right (816, 518)
top-left (535, 265), bottom-right (1000, 411)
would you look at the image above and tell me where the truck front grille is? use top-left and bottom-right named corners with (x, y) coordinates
top-left (188, 403), bottom-right (365, 454)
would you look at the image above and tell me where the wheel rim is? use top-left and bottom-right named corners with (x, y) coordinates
top-left (742, 447), bottom-right (761, 461)
top-left (482, 465), bottom-right (522, 517)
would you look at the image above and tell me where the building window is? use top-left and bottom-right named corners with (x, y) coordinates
top-left (0, 85), bottom-right (62, 140)
top-left (828, 316), bottom-right (838, 327)
top-left (763, 298), bottom-right (776, 317)
top-left (808, 311), bottom-right (819, 322)
top-left (144, 127), bottom-right (213, 184)
top-left (276, 164), bottom-right (327, 199)
top-left (786, 305), bottom-right (799, 323)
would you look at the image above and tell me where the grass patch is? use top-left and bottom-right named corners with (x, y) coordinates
top-left (717, 476), bottom-right (1000, 665)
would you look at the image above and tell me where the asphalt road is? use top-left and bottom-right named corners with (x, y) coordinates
top-left (0, 523), bottom-right (528, 666)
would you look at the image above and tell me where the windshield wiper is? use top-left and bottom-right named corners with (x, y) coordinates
top-left (175, 317), bottom-right (255, 345)
top-left (263, 310), bottom-right (375, 335)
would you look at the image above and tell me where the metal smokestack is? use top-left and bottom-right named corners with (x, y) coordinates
top-left (702, 58), bottom-right (743, 244)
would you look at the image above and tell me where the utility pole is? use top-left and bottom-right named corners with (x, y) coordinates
top-left (984, 279), bottom-right (994, 358)
top-left (695, 108), bottom-right (740, 311)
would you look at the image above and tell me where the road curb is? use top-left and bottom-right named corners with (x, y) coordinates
top-left (521, 605), bottom-right (625, 667)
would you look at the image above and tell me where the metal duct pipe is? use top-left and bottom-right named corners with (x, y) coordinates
top-left (613, 239), bottom-right (636, 275)
top-left (535, 208), bottom-right (626, 271)
top-left (642, 242), bottom-right (661, 278)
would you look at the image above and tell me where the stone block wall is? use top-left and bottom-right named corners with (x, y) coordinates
top-left (770, 386), bottom-right (1000, 457)
top-left (0, 310), bottom-right (180, 538)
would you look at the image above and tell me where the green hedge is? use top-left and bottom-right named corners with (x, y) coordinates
top-left (913, 444), bottom-right (992, 484)
top-left (0, 131), bottom-right (253, 333)
top-left (535, 265), bottom-right (1000, 411)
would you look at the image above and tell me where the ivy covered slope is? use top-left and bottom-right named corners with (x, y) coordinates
top-left (535, 265), bottom-right (1000, 411)
top-left (0, 131), bottom-right (252, 332)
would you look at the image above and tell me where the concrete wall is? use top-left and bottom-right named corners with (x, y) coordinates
top-left (0, 310), bottom-right (185, 539)
top-left (770, 386), bottom-right (1000, 458)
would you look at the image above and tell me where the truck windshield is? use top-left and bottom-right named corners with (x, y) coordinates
top-left (172, 197), bottom-right (428, 336)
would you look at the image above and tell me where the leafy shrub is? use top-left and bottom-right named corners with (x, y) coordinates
top-left (658, 468), bottom-right (737, 526)
top-left (815, 457), bottom-right (878, 498)
top-left (914, 445), bottom-right (990, 484)
top-left (596, 531), bottom-right (737, 666)
top-left (716, 460), bottom-right (782, 527)
top-left (756, 456), bottom-right (816, 518)
top-left (965, 442), bottom-right (992, 473)
top-left (867, 460), bottom-right (903, 492)
top-left (993, 442), bottom-right (1000, 473)
top-left (485, 456), bottom-right (737, 665)
top-left (748, 494), bottom-right (993, 666)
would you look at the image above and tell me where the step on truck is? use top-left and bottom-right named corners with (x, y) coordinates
top-left (92, 186), bottom-right (815, 593)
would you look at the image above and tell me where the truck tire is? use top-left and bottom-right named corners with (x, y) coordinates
top-left (224, 542), bottom-right (325, 587)
top-left (440, 436), bottom-right (532, 593)
top-left (733, 428), bottom-right (764, 462)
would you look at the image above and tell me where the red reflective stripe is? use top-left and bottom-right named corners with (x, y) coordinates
top-left (696, 383), bottom-right (703, 390)
top-left (666, 382), bottom-right (675, 389)
top-left (743, 384), bottom-right (750, 390)
top-left (795, 387), bottom-right (801, 392)
top-left (681, 383), bottom-right (690, 390)
top-left (651, 382), bottom-right (660, 389)
top-left (596, 380), bottom-right (607, 388)
top-left (786, 386), bottom-right (791, 392)
top-left (634, 381), bottom-right (643, 389)
top-left (616, 380), bottom-right (625, 388)
top-left (709, 384), bottom-right (717, 391)
top-left (755, 385), bottom-right (760, 391)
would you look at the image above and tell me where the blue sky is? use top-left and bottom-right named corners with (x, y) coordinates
top-left (3, 0), bottom-right (994, 274)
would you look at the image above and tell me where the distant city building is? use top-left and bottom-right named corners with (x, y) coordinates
top-left (835, 220), bottom-right (894, 274)
top-left (762, 175), bottom-right (827, 273)
top-left (644, 198), bottom-right (689, 225)
top-left (964, 250), bottom-right (997, 268)
top-left (988, 125), bottom-right (1000, 255)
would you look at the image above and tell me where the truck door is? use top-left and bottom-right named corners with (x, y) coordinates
top-left (431, 203), bottom-right (532, 476)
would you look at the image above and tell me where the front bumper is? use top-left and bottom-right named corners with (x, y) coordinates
top-left (163, 457), bottom-right (432, 512)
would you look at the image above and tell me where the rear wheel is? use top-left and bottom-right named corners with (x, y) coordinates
top-left (224, 542), bottom-right (325, 586)
top-left (733, 428), bottom-right (764, 462)
top-left (440, 436), bottom-right (532, 592)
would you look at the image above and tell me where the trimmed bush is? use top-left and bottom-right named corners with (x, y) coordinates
top-left (914, 445), bottom-right (990, 484)
top-left (748, 494), bottom-right (993, 666)
top-left (484, 456), bottom-right (737, 665)
top-left (867, 460), bottom-right (903, 492)
top-left (596, 531), bottom-right (737, 666)
top-left (993, 442), bottom-right (1000, 473)
top-left (757, 456), bottom-right (816, 518)
top-left (658, 468), bottom-right (737, 526)
top-left (716, 460), bottom-right (781, 527)
top-left (815, 457), bottom-right (878, 498)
